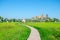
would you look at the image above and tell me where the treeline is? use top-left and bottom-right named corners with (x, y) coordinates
top-left (45, 17), bottom-right (60, 22)
top-left (0, 16), bottom-right (60, 22)
top-left (31, 17), bottom-right (60, 22)
top-left (0, 16), bottom-right (22, 22)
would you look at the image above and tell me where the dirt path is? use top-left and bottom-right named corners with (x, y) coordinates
top-left (26, 26), bottom-right (41, 40)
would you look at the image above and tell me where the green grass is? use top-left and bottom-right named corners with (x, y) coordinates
top-left (26, 22), bottom-right (60, 40)
top-left (0, 22), bottom-right (30, 40)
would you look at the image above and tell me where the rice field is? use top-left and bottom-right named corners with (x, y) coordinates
top-left (0, 22), bottom-right (60, 40)
top-left (26, 22), bottom-right (60, 40)
top-left (0, 22), bottom-right (30, 40)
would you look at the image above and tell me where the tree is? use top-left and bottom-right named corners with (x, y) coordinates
top-left (45, 17), bottom-right (52, 22)
top-left (3, 18), bottom-right (9, 22)
top-left (0, 16), bottom-right (4, 22)
top-left (26, 19), bottom-right (32, 22)
top-left (11, 19), bottom-right (18, 22)
top-left (52, 18), bottom-right (59, 22)
top-left (17, 19), bottom-right (22, 22)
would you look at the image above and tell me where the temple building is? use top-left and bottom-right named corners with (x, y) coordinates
top-left (32, 12), bottom-right (48, 22)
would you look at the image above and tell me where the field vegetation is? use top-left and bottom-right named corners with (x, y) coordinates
top-left (0, 22), bottom-right (30, 40)
top-left (26, 22), bottom-right (60, 40)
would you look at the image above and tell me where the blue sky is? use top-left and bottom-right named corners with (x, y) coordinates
top-left (0, 0), bottom-right (60, 19)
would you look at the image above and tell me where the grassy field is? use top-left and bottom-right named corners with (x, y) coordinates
top-left (0, 22), bottom-right (30, 40)
top-left (26, 22), bottom-right (60, 40)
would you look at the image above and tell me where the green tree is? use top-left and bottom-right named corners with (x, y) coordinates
top-left (3, 18), bottom-right (9, 22)
top-left (11, 19), bottom-right (17, 22)
top-left (0, 16), bottom-right (4, 22)
top-left (52, 18), bottom-right (59, 22)
top-left (17, 19), bottom-right (22, 22)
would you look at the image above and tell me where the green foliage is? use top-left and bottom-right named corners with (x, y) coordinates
top-left (0, 16), bottom-right (4, 22)
top-left (52, 18), bottom-right (60, 22)
top-left (0, 22), bottom-right (30, 40)
top-left (26, 22), bottom-right (60, 40)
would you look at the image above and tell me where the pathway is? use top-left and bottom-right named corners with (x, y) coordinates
top-left (26, 26), bottom-right (41, 40)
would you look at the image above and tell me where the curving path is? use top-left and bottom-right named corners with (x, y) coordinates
top-left (26, 26), bottom-right (41, 40)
